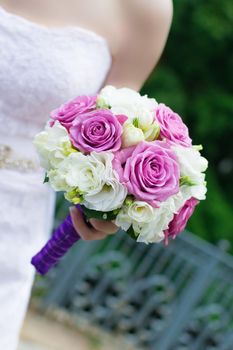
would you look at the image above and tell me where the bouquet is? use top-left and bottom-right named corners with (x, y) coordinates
top-left (31, 86), bottom-right (208, 275)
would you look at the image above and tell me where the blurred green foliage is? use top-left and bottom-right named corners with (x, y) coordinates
top-left (141, 0), bottom-right (233, 250)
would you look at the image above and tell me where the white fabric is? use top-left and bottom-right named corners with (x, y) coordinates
top-left (0, 6), bottom-right (111, 349)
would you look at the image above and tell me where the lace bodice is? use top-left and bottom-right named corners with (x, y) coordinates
top-left (0, 6), bottom-right (111, 139)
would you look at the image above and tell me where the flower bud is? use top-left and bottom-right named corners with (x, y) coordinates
top-left (122, 124), bottom-right (145, 148)
top-left (143, 122), bottom-right (160, 141)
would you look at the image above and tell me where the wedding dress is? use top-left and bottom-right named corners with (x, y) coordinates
top-left (0, 6), bottom-right (111, 349)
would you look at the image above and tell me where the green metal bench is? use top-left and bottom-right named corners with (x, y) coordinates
top-left (34, 201), bottom-right (233, 350)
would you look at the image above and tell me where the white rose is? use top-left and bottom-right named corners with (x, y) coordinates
top-left (115, 189), bottom-right (190, 244)
top-left (128, 201), bottom-right (155, 223)
top-left (129, 191), bottom-right (190, 243)
top-left (122, 124), bottom-right (145, 148)
top-left (33, 121), bottom-right (73, 170)
top-left (115, 200), bottom-right (170, 244)
top-left (173, 145), bottom-right (208, 200)
top-left (115, 201), bottom-right (155, 232)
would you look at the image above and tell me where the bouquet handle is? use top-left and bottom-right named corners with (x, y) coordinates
top-left (31, 206), bottom-right (82, 275)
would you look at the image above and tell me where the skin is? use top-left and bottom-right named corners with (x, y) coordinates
top-left (1, 0), bottom-right (173, 240)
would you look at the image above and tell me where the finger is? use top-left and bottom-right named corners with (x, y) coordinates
top-left (69, 207), bottom-right (108, 241)
top-left (89, 218), bottom-right (118, 234)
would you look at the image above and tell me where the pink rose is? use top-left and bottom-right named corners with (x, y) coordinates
top-left (113, 141), bottom-right (180, 207)
top-left (164, 197), bottom-right (199, 244)
top-left (69, 109), bottom-right (122, 153)
top-left (50, 95), bottom-right (97, 129)
top-left (155, 104), bottom-right (192, 147)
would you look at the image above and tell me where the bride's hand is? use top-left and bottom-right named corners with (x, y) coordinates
top-left (69, 206), bottom-right (118, 241)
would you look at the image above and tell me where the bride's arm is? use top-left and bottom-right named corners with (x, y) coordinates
top-left (105, 0), bottom-right (173, 91)
top-left (70, 0), bottom-right (173, 240)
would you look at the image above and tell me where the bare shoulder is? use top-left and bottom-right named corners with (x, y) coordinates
top-left (132, 0), bottom-right (173, 29)
top-left (105, 0), bottom-right (173, 90)
top-left (126, 0), bottom-right (174, 56)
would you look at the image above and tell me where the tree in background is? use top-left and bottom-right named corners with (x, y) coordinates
top-left (142, 0), bottom-right (233, 250)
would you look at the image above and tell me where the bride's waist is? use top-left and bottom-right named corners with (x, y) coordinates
top-left (0, 133), bottom-right (37, 154)
top-left (0, 133), bottom-right (40, 172)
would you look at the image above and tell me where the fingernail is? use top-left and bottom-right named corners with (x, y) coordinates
top-left (69, 206), bottom-right (76, 215)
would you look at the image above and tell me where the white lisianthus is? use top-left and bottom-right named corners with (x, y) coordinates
top-left (51, 152), bottom-right (107, 194)
top-left (47, 168), bottom-right (72, 192)
top-left (169, 187), bottom-right (191, 213)
top-left (84, 177), bottom-right (127, 212)
top-left (83, 152), bottom-right (127, 211)
top-left (48, 151), bottom-right (127, 211)
top-left (173, 145), bottom-right (208, 200)
top-left (115, 206), bottom-right (132, 231)
top-left (48, 152), bottom-right (127, 211)
top-left (33, 121), bottom-right (74, 170)
top-left (180, 174), bottom-right (207, 201)
top-left (122, 124), bottom-right (145, 148)
top-left (134, 220), bottom-right (166, 244)
top-left (99, 86), bottom-right (143, 114)
top-left (173, 145), bottom-right (208, 178)
top-left (47, 151), bottom-right (104, 193)
top-left (99, 85), bottom-right (158, 123)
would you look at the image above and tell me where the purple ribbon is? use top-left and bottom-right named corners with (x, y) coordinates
top-left (31, 206), bottom-right (82, 275)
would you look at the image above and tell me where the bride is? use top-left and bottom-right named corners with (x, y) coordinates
top-left (0, 0), bottom-right (173, 348)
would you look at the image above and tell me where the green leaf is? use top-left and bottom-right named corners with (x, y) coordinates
top-left (96, 97), bottom-right (111, 109)
top-left (126, 226), bottom-right (138, 241)
top-left (43, 173), bottom-right (49, 183)
top-left (193, 144), bottom-right (203, 151)
top-left (132, 118), bottom-right (139, 128)
top-left (180, 176), bottom-right (196, 186)
top-left (81, 206), bottom-right (119, 221)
